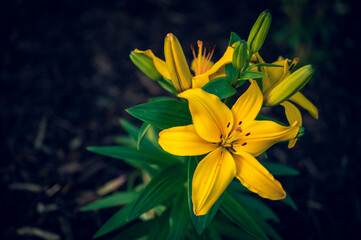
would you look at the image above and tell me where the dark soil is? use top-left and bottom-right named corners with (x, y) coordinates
top-left (1, 0), bottom-right (360, 239)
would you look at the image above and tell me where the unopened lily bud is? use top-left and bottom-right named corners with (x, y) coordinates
top-left (164, 33), bottom-right (192, 92)
top-left (232, 40), bottom-right (248, 70)
top-left (129, 51), bottom-right (163, 81)
top-left (247, 10), bottom-right (272, 54)
top-left (266, 65), bottom-right (314, 106)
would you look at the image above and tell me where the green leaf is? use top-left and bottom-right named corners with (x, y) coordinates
top-left (229, 32), bottom-right (241, 46)
top-left (137, 122), bottom-right (151, 150)
top-left (281, 191), bottom-right (297, 210)
top-left (220, 192), bottom-right (268, 240)
top-left (235, 194), bottom-right (280, 222)
top-left (112, 219), bottom-right (156, 240)
top-left (147, 208), bottom-right (171, 240)
top-left (119, 118), bottom-right (139, 141)
top-left (94, 201), bottom-right (135, 238)
top-left (187, 157), bottom-right (224, 234)
top-left (126, 99), bottom-right (192, 129)
top-left (128, 163), bottom-right (187, 219)
top-left (114, 136), bottom-right (136, 147)
top-left (87, 146), bottom-right (180, 168)
top-left (255, 114), bottom-right (287, 126)
top-left (202, 77), bottom-right (237, 99)
top-left (239, 70), bottom-right (268, 80)
top-left (254, 218), bottom-right (283, 240)
top-left (225, 63), bottom-right (238, 83)
top-left (158, 78), bottom-right (178, 95)
top-left (262, 162), bottom-right (299, 176)
top-left (81, 191), bottom-right (139, 211)
top-left (212, 219), bottom-right (258, 240)
top-left (167, 187), bottom-right (190, 240)
top-left (247, 63), bottom-right (283, 69)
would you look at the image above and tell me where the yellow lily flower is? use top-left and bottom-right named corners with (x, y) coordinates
top-left (134, 33), bottom-right (234, 92)
top-left (255, 53), bottom-right (318, 148)
top-left (158, 81), bottom-right (299, 216)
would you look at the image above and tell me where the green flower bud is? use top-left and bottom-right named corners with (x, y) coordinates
top-left (266, 65), bottom-right (314, 106)
top-left (232, 40), bottom-right (248, 70)
top-left (247, 10), bottom-right (272, 54)
top-left (129, 51), bottom-right (163, 81)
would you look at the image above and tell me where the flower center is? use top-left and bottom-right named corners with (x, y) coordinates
top-left (190, 40), bottom-right (215, 75)
top-left (218, 121), bottom-right (250, 152)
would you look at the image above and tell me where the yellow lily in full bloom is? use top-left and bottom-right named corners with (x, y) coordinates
top-left (255, 54), bottom-right (318, 148)
top-left (158, 81), bottom-right (299, 216)
top-left (134, 33), bottom-right (234, 92)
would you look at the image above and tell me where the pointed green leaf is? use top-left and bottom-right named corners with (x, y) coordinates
top-left (281, 191), bottom-right (297, 210)
top-left (119, 118), bottom-right (139, 140)
top-left (94, 201), bottom-right (135, 238)
top-left (114, 136), bottom-right (136, 147)
top-left (202, 77), bottom-right (236, 99)
top-left (212, 219), bottom-right (258, 240)
top-left (147, 208), bottom-right (171, 240)
top-left (137, 122), bottom-right (151, 150)
top-left (167, 187), bottom-right (190, 240)
top-left (247, 63), bottom-right (283, 69)
top-left (239, 70), bottom-right (268, 80)
top-left (188, 157), bottom-right (224, 234)
top-left (126, 99), bottom-right (192, 129)
top-left (235, 194), bottom-right (280, 222)
top-left (128, 163), bottom-right (187, 219)
top-left (262, 162), bottom-right (299, 176)
top-left (229, 32), bottom-right (241, 46)
top-left (111, 219), bottom-right (156, 240)
top-left (81, 191), bottom-right (139, 211)
top-left (87, 146), bottom-right (180, 168)
top-left (220, 192), bottom-right (269, 240)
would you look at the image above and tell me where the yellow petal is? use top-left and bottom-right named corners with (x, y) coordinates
top-left (164, 33), bottom-right (192, 92)
top-left (179, 88), bottom-right (233, 143)
top-left (289, 92), bottom-right (319, 119)
top-left (192, 147), bottom-right (236, 215)
top-left (233, 151), bottom-right (286, 200)
top-left (233, 120), bottom-right (299, 157)
top-left (192, 46), bottom-right (234, 88)
top-left (281, 101), bottom-right (302, 148)
top-left (158, 125), bottom-right (217, 156)
top-left (134, 49), bottom-right (171, 80)
top-left (231, 80), bottom-right (263, 130)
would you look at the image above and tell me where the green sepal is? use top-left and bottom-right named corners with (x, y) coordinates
top-left (137, 122), bottom-right (151, 150)
top-left (228, 32), bottom-right (241, 46)
top-left (202, 77), bottom-right (237, 99)
top-left (126, 99), bottom-right (192, 130)
top-left (128, 163), bottom-right (187, 220)
top-left (262, 162), bottom-right (299, 176)
top-left (220, 192), bottom-right (269, 240)
top-left (188, 156), bottom-right (224, 234)
top-left (167, 187), bottom-right (190, 240)
top-left (81, 191), bottom-right (139, 211)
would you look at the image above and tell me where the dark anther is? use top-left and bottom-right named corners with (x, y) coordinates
top-left (289, 64), bottom-right (295, 71)
top-left (245, 133), bottom-right (250, 136)
top-left (238, 121), bottom-right (242, 125)
top-left (227, 122), bottom-right (230, 128)
top-left (242, 142), bottom-right (247, 146)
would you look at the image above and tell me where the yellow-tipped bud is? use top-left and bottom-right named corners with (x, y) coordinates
top-left (129, 51), bottom-right (163, 81)
top-left (164, 33), bottom-right (192, 92)
top-left (232, 40), bottom-right (248, 70)
top-left (266, 65), bottom-right (314, 106)
top-left (247, 10), bottom-right (272, 54)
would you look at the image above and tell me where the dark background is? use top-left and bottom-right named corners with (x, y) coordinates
top-left (1, 0), bottom-right (360, 239)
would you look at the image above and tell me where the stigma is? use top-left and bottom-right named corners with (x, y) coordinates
top-left (190, 40), bottom-right (215, 75)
